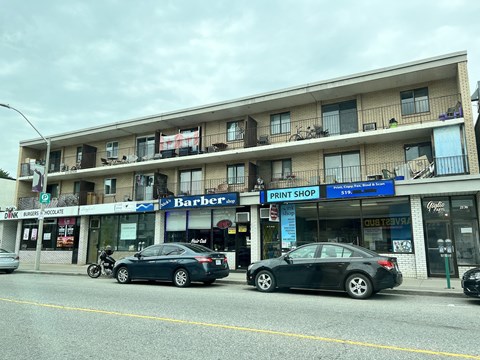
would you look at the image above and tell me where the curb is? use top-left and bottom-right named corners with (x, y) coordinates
top-left (15, 270), bottom-right (465, 298)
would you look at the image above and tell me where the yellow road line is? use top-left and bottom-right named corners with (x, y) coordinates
top-left (1, 297), bottom-right (479, 359)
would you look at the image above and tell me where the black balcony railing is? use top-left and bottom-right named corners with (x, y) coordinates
top-left (19, 93), bottom-right (463, 178)
top-left (16, 154), bottom-right (469, 210)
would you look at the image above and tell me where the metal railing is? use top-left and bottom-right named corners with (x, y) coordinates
top-left (18, 93), bottom-right (463, 178)
top-left (16, 154), bottom-right (469, 210)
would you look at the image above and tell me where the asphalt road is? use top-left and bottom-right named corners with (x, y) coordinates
top-left (1, 273), bottom-right (479, 360)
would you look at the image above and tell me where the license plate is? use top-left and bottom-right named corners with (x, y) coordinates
top-left (215, 259), bottom-right (222, 265)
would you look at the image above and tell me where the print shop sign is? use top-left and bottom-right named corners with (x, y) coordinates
top-left (159, 193), bottom-right (239, 210)
top-left (264, 186), bottom-right (320, 203)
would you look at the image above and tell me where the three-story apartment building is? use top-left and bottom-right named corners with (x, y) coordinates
top-left (1, 51), bottom-right (479, 279)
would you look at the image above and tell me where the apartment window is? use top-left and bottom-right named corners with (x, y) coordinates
top-left (106, 141), bottom-right (118, 159)
top-left (270, 112), bottom-right (291, 135)
top-left (401, 87), bottom-right (429, 115)
top-left (104, 178), bottom-right (117, 195)
top-left (179, 169), bottom-right (202, 196)
top-left (227, 164), bottom-right (245, 184)
top-left (135, 174), bottom-right (155, 201)
top-left (324, 152), bottom-right (361, 183)
top-left (322, 100), bottom-right (358, 136)
top-left (404, 142), bottom-right (432, 162)
top-left (137, 136), bottom-right (155, 160)
top-left (272, 159), bottom-right (292, 180)
top-left (227, 121), bottom-right (244, 141)
top-left (76, 146), bottom-right (83, 164)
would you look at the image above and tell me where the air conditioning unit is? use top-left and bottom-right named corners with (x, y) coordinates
top-left (235, 212), bottom-right (250, 223)
top-left (363, 122), bottom-right (377, 131)
top-left (259, 208), bottom-right (270, 219)
top-left (90, 219), bottom-right (100, 229)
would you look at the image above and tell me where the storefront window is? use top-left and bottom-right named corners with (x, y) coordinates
top-left (188, 209), bottom-right (212, 247)
top-left (318, 200), bottom-right (362, 244)
top-left (423, 196), bottom-right (480, 266)
top-left (165, 211), bottom-right (187, 243)
top-left (21, 218), bottom-right (79, 251)
top-left (97, 213), bottom-right (155, 251)
top-left (286, 204), bottom-right (317, 249)
top-left (362, 197), bottom-right (412, 253)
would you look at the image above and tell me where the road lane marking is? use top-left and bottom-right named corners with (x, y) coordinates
top-left (1, 297), bottom-right (479, 359)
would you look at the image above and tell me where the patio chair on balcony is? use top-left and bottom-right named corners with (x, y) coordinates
top-left (257, 135), bottom-right (269, 145)
top-left (381, 169), bottom-right (396, 180)
top-left (439, 101), bottom-right (463, 120)
top-left (101, 158), bottom-right (110, 166)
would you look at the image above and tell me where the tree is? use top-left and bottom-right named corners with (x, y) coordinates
top-left (0, 168), bottom-right (14, 180)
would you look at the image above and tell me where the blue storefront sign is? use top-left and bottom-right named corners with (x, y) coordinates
top-left (159, 193), bottom-right (239, 210)
top-left (261, 186), bottom-right (320, 204)
top-left (136, 203), bottom-right (154, 212)
top-left (326, 180), bottom-right (395, 199)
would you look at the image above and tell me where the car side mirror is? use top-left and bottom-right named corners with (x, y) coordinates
top-left (284, 254), bottom-right (292, 264)
top-left (134, 252), bottom-right (141, 258)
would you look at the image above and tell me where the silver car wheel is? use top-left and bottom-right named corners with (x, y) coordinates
top-left (255, 270), bottom-right (276, 292)
top-left (173, 268), bottom-right (191, 287)
top-left (346, 274), bottom-right (373, 299)
top-left (116, 267), bottom-right (130, 284)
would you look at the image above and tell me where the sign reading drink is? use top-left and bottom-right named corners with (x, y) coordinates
top-left (159, 193), bottom-right (239, 210)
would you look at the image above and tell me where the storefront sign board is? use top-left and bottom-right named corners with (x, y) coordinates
top-left (326, 180), bottom-right (394, 199)
top-left (159, 193), bottom-right (239, 210)
top-left (262, 186), bottom-right (320, 203)
top-left (2, 206), bottom-right (78, 220)
top-left (79, 202), bottom-right (138, 215)
top-left (281, 204), bottom-right (296, 247)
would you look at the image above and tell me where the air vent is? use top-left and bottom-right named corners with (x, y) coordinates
top-left (259, 208), bottom-right (270, 219)
top-left (235, 212), bottom-right (250, 223)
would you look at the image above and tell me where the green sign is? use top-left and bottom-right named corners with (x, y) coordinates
top-left (39, 192), bottom-right (51, 204)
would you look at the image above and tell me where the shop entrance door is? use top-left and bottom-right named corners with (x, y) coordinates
top-left (261, 222), bottom-right (281, 260)
top-left (235, 233), bottom-right (251, 270)
top-left (425, 221), bottom-right (457, 277)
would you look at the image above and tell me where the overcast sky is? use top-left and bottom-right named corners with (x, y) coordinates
top-left (1, 0), bottom-right (480, 177)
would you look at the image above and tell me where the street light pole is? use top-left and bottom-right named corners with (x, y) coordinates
top-left (0, 103), bottom-right (50, 270)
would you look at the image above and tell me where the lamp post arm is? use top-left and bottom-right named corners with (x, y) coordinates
top-left (0, 103), bottom-right (49, 144)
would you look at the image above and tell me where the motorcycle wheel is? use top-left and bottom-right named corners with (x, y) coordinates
top-left (87, 264), bottom-right (101, 278)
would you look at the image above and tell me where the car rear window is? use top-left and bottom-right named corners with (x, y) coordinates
top-left (183, 244), bottom-right (214, 253)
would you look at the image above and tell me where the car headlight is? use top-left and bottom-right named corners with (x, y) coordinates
top-left (468, 271), bottom-right (480, 280)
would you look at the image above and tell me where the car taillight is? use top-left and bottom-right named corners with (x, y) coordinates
top-left (223, 257), bottom-right (228, 263)
top-left (195, 256), bottom-right (213, 263)
top-left (378, 260), bottom-right (395, 270)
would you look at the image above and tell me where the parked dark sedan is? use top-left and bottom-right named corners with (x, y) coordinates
top-left (113, 243), bottom-right (229, 287)
top-left (247, 242), bottom-right (403, 299)
top-left (461, 268), bottom-right (480, 298)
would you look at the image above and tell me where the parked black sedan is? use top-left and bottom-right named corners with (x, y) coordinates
top-left (461, 268), bottom-right (480, 298)
top-left (247, 242), bottom-right (403, 299)
top-left (113, 243), bottom-right (229, 287)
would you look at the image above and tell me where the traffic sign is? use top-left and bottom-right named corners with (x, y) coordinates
top-left (39, 192), bottom-right (51, 204)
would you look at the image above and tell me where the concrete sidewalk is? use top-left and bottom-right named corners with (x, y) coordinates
top-left (16, 263), bottom-right (464, 298)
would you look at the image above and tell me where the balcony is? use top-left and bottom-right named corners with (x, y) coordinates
top-left (17, 93), bottom-right (464, 182)
top-left (16, 154), bottom-right (468, 210)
